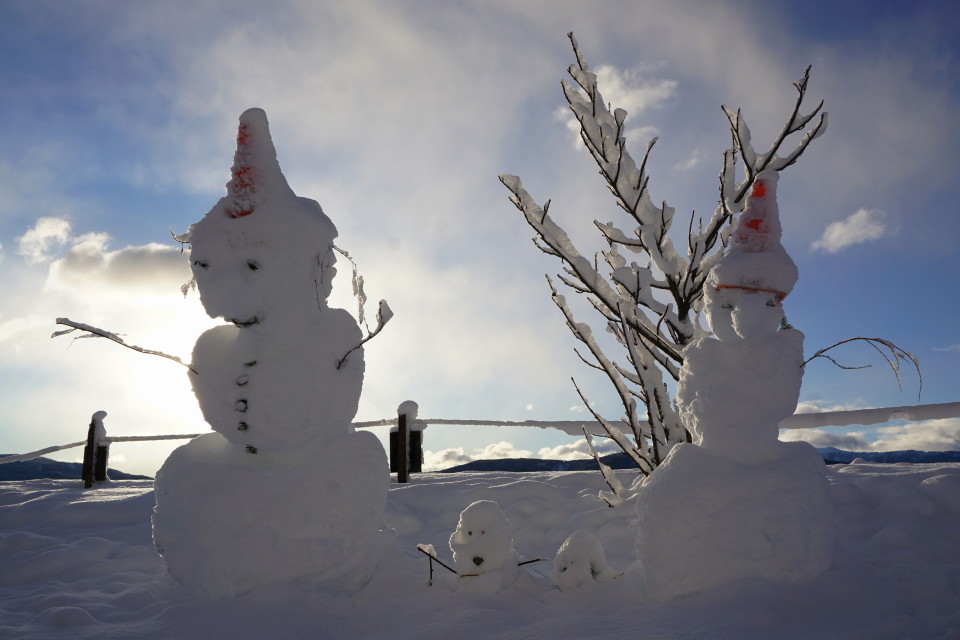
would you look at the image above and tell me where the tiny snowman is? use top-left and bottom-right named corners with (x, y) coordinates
top-left (449, 500), bottom-right (520, 589)
top-left (553, 530), bottom-right (616, 591)
top-left (635, 170), bottom-right (833, 601)
top-left (152, 108), bottom-right (388, 600)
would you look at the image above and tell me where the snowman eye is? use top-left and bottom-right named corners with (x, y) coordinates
top-left (481, 530), bottom-right (485, 535)
top-left (467, 531), bottom-right (472, 536)
top-left (247, 259), bottom-right (259, 271)
top-left (193, 259), bottom-right (209, 269)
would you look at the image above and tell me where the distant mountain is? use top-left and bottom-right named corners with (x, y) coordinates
top-left (440, 449), bottom-right (960, 472)
top-left (816, 447), bottom-right (960, 465)
top-left (440, 453), bottom-right (636, 473)
top-left (0, 455), bottom-right (152, 481)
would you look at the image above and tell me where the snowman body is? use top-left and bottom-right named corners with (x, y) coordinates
top-left (635, 172), bottom-right (833, 601)
top-left (152, 109), bottom-right (387, 600)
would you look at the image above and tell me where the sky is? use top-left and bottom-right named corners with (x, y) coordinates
top-left (1, 0), bottom-right (959, 476)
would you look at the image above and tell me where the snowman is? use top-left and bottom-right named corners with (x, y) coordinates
top-left (449, 500), bottom-right (520, 589)
top-left (635, 171), bottom-right (834, 601)
top-left (152, 108), bottom-right (388, 600)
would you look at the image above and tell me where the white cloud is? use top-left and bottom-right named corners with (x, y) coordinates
top-left (556, 63), bottom-right (676, 146)
top-left (422, 440), bottom-right (534, 471)
top-left (780, 429), bottom-right (870, 451)
top-left (16, 217), bottom-right (72, 265)
top-left (423, 447), bottom-right (470, 471)
top-left (47, 237), bottom-right (189, 295)
top-left (537, 438), bottom-right (619, 460)
top-left (782, 419), bottom-right (960, 453)
top-left (870, 419), bottom-right (960, 452)
top-left (13, 216), bottom-right (191, 297)
top-left (674, 148), bottom-right (701, 171)
top-left (478, 441), bottom-right (532, 460)
top-left (934, 344), bottom-right (960, 354)
top-left (811, 208), bottom-right (891, 253)
top-left (795, 399), bottom-right (869, 414)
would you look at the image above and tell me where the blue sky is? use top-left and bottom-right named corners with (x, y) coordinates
top-left (1, 0), bottom-right (958, 475)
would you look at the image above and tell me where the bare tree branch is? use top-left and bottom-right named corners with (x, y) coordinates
top-left (53, 318), bottom-right (197, 374)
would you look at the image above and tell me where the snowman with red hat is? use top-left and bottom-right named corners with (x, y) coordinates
top-left (152, 109), bottom-right (388, 600)
top-left (634, 170), bottom-right (834, 602)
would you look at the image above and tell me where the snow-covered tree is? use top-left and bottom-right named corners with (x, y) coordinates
top-left (500, 34), bottom-right (826, 484)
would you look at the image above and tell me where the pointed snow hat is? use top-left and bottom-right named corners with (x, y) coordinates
top-left (224, 108), bottom-right (297, 218)
top-left (708, 170), bottom-right (798, 300)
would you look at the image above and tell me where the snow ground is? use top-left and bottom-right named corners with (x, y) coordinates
top-left (2, 463), bottom-right (959, 639)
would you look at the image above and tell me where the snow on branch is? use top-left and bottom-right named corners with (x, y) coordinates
top-left (500, 33), bottom-right (828, 477)
top-left (52, 318), bottom-right (197, 374)
top-left (337, 299), bottom-right (393, 369)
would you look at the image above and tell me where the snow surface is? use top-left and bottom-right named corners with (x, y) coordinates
top-left (2, 465), bottom-right (959, 639)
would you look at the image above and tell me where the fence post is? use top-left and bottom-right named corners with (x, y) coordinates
top-left (81, 421), bottom-right (96, 489)
top-left (397, 410), bottom-right (409, 484)
top-left (81, 411), bottom-right (108, 488)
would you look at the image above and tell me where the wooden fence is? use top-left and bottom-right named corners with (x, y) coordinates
top-left (3, 401), bottom-right (959, 487)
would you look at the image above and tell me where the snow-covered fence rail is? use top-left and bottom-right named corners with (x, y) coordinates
top-left (778, 401), bottom-right (960, 430)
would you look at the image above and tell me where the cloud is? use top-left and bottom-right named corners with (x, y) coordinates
top-left (14, 216), bottom-right (190, 296)
top-left (537, 438), bottom-right (619, 460)
top-left (795, 399), bottom-right (869, 414)
top-left (780, 429), bottom-right (870, 451)
top-left (869, 419), bottom-right (960, 452)
top-left (422, 440), bottom-right (534, 471)
top-left (782, 419), bottom-right (960, 453)
top-left (47, 236), bottom-right (189, 295)
top-left (16, 217), bottom-right (72, 265)
top-left (674, 148), bottom-right (701, 171)
top-left (556, 63), bottom-right (677, 145)
top-left (478, 441), bottom-right (532, 459)
top-left (934, 344), bottom-right (960, 354)
top-left (811, 208), bottom-right (891, 253)
top-left (423, 448), bottom-right (470, 471)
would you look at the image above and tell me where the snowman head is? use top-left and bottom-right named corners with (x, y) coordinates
top-left (186, 109), bottom-right (339, 326)
top-left (705, 170), bottom-right (796, 342)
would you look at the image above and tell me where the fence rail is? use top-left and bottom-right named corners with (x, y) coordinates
top-left (3, 401), bottom-right (959, 485)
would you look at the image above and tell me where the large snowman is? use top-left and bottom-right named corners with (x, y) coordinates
top-left (635, 171), bottom-right (834, 601)
top-left (152, 108), bottom-right (388, 600)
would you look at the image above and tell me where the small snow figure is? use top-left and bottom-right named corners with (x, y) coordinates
top-left (449, 500), bottom-right (520, 590)
top-left (553, 530), bottom-right (615, 591)
top-left (152, 108), bottom-right (388, 600)
top-left (450, 500), bottom-right (515, 574)
top-left (635, 171), bottom-right (834, 601)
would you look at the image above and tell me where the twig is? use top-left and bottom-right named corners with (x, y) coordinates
top-left (53, 318), bottom-right (197, 374)
top-left (337, 300), bottom-right (393, 369)
top-left (803, 336), bottom-right (922, 401)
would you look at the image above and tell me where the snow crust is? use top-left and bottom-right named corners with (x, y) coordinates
top-left (3, 466), bottom-right (959, 639)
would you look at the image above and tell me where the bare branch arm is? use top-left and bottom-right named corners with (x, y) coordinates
top-left (53, 318), bottom-right (198, 374)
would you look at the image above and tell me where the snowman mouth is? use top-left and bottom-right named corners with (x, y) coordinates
top-left (231, 316), bottom-right (261, 328)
